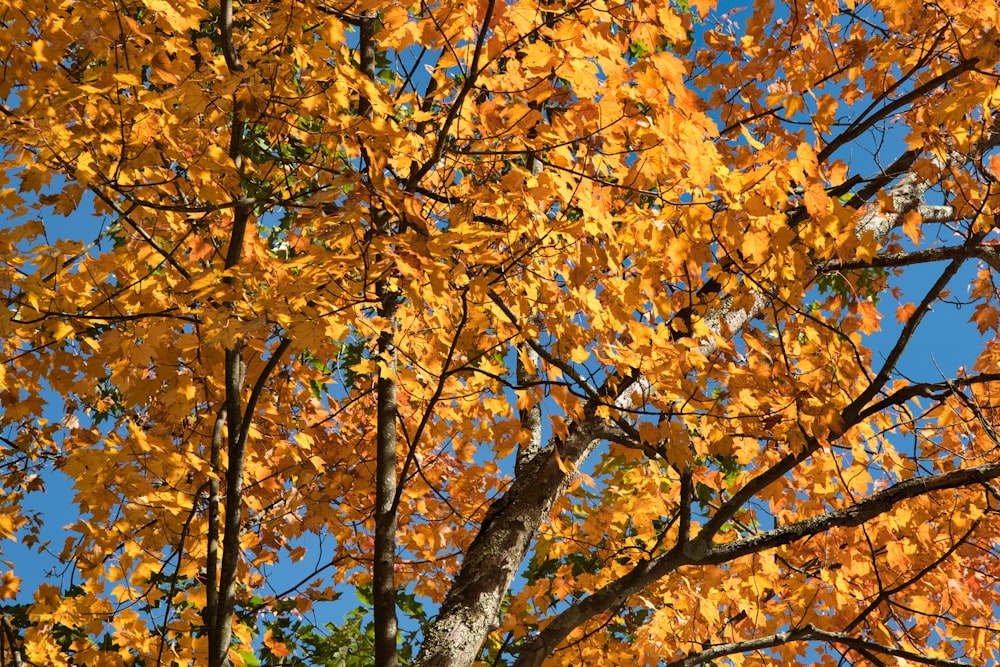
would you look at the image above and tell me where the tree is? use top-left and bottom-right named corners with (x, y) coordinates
top-left (1, 0), bottom-right (1000, 664)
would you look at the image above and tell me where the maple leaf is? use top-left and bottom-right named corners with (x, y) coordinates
top-left (971, 303), bottom-right (999, 334)
top-left (895, 302), bottom-right (917, 323)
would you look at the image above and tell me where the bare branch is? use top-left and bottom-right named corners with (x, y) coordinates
top-left (816, 57), bottom-right (977, 165)
top-left (816, 243), bottom-right (977, 273)
top-left (847, 246), bottom-right (973, 419)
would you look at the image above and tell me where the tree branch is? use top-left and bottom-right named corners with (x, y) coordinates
top-left (514, 455), bottom-right (1000, 666)
top-left (858, 372), bottom-right (1000, 422)
top-left (702, 459), bottom-right (1000, 565)
top-left (208, 84), bottom-right (252, 667)
top-left (404, 0), bottom-right (497, 192)
top-left (219, 0), bottom-right (244, 73)
top-left (413, 410), bottom-right (619, 666)
top-left (816, 243), bottom-right (977, 273)
top-left (816, 57), bottom-right (977, 164)
top-left (516, 334), bottom-right (543, 476)
top-left (374, 278), bottom-right (400, 667)
top-left (0, 615), bottom-right (24, 667)
top-left (236, 337), bottom-right (292, 454)
top-left (663, 623), bottom-right (975, 667)
top-left (210, 344), bottom-right (246, 667)
top-left (846, 245), bottom-right (973, 419)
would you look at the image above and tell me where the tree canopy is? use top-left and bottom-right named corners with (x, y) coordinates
top-left (2, 0), bottom-right (1000, 665)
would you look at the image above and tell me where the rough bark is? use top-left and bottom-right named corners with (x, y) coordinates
top-left (206, 88), bottom-right (250, 666)
top-left (412, 417), bottom-right (612, 667)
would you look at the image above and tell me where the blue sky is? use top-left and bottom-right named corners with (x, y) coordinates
top-left (2, 0), bottom-right (996, 663)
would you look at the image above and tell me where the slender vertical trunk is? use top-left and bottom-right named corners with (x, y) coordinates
top-left (203, 407), bottom-right (226, 636)
top-left (374, 283), bottom-right (399, 667)
top-left (358, 12), bottom-right (400, 667)
top-left (210, 343), bottom-right (246, 667)
top-left (207, 80), bottom-right (251, 666)
top-left (207, 212), bottom-right (249, 666)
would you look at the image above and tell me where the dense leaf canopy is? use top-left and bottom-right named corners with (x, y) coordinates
top-left (2, 0), bottom-right (1000, 665)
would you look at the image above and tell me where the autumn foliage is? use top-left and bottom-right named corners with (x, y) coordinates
top-left (2, 0), bottom-right (1000, 664)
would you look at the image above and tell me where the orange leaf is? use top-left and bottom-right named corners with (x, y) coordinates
top-left (901, 210), bottom-right (922, 245)
top-left (803, 183), bottom-right (830, 218)
top-left (895, 303), bottom-right (916, 324)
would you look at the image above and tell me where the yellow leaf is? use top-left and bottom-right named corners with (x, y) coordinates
top-left (352, 358), bottom-right (378, 375)
top-left (145, 0), bottom-right (203, 32)
top-left (740, 124), bottom-right (765, 150)
top-left (521, 43), bottom-right (559, 71)
top-left (803, 183), bottom-right (829, 218)
top-left (112, 72), bottom-right (142, 87)
top-left (0, 571), bottom-right (20, 600)
top-left (743, 194), bottom-right (771, 217)
top-left (75, 152), bottom-right (96, 184)
top-left (50, 320), bottom-right (74, 342)
top-left (743, 230), bottom-right (770, 263)
top-left (149, 50), bottom-right (181, 86)
top-left (0, 514), bottom-right (15, 539)
top-left (381, 6), bottom-right (409, 31)
top-left (204, 144), bottom-right (232, 167)
top-left (294, 432), bottom-right (314, 451)
top-left (855, 300), bottom-right (881, 335)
